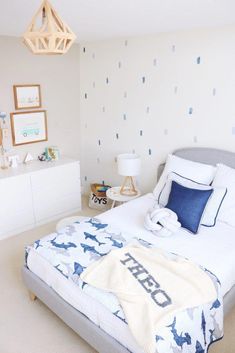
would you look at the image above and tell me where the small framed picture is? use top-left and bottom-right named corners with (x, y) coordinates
top-left (10, 110), bottom-right (48, 146)
top-left (13, 84), bottom-right (42, 110)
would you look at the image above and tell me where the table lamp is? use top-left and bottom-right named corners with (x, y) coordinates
top-left (117, 153), bottom-right (141, 196)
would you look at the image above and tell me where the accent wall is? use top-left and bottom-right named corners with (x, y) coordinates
top-left (80, 26), bottom-right (235, 194)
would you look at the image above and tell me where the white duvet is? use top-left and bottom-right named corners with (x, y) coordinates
top-left (99, 193), bottom-right (235, 297)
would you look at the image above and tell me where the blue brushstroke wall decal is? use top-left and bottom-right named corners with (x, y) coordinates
top-left (189, 107), bottom-right (193, 115)
top-left (80, 35), bottom-right (233, 195)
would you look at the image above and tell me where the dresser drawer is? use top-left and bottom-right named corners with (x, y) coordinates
top-left (31, 161), bottom-right (81, 222)
top-left (0, 175), bottom-right (34, 239)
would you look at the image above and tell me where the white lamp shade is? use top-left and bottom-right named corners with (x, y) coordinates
top-left (117, 153), bottom-right (141, 176)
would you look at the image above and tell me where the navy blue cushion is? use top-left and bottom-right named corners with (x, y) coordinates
top-left (166, 181), bottom-right (213, 234)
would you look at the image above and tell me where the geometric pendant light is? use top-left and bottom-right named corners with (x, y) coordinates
top-left (23, 0), bottom-right (76, 55)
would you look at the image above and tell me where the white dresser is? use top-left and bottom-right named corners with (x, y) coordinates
top-left (0, 158), bottom-right (81, 240)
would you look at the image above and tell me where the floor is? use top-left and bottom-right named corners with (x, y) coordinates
top-left (0, 198), bottom-right (234, 353)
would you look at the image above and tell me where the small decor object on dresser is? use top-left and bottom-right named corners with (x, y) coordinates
top-left (0, 147), bottom-right (9, 170)
top-left (38, 152), bottom-right (47, 162)
top-left (24, 153), bottom-right (34, 164)
top-left (8, 155), bottom-right (20, 168)
top-left (11, 110), bottom-right (48, 146)
top-left (13, 84), bottom-right (42, 110)
top-left (0, 111), bottom-right (10, 169)
top-left (45, 146), bottom-right (60, 161)
top-left (38, 147), bottom-right (60, 162)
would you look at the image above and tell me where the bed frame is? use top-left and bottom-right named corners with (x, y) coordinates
top-left (22, 147), bottom-right (235, 353)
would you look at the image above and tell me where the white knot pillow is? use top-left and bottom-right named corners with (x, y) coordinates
top-left (144, 204), bottom-right (181, 237)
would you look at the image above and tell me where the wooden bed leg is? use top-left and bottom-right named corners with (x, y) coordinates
top-left (29, 291), bottom-right (37, 301)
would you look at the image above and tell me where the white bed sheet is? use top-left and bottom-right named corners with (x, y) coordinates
top-left (99, 193), bottom-right (235, 297)
top-left (27, 193), bottom-right (235, 353)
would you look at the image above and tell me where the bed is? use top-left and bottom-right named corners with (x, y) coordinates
top-left (22, 147), bottom-right (235, 353)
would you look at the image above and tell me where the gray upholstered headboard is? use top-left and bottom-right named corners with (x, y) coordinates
top-left (157, 147), bottom-right (235, 180)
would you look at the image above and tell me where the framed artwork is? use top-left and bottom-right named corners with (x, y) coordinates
top-left (13, 84), bottom-right (42, 110)
top-left (10, 110), bottom-right (48, 146)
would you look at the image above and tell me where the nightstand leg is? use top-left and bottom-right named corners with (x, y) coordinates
top-left (111, 200), bottom-right (116, 208)
top-left (29, 291), bottom-right (37, 301)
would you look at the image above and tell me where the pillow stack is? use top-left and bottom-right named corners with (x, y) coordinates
top-left (165, 181), bottom-right (213, 234)
top-left (153, 154), bottom-right (216, 197)
top-left (158, 172), bottom-right (227, 228)
top-left (153, 154), bottom-right (230, 234)
top-left (212, 164), bottom-right (235, 227)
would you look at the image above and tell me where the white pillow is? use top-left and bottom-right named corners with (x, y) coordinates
top-left (212, 163), bottom-right (235, 227)
top-left (153, 154), bottom-right (216, 199)
top-left (158, 172), bottom-right (227, 227)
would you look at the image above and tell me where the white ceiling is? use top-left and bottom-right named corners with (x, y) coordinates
top-left (0, 0), bottom-right (235, 41)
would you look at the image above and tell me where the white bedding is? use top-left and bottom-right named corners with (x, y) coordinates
top-left (99, 194), bottom-right (235, 296)
top-left (27, 193), bottom-right (235, 353)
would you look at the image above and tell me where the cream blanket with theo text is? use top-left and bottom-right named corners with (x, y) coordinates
top-left (80, 243), bottom-right (217, 353)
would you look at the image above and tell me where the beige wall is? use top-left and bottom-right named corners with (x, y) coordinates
top-left (0, 36), bottom-right (80, 161)
top-left (80, 26), bottom-right (235, 193)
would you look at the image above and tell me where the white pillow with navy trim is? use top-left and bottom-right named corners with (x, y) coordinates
top-left (158, 172), bottom-right (227, 227)
top-left (153, 154), bottom-right (216, 200)
top-left (212, 163), bottom-right (235, 227)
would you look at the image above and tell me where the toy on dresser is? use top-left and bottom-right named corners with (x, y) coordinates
top-left (38, 146), bottom-right (60, 162)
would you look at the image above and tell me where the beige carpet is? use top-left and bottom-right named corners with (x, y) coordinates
top-left (0, 199), bottom-right (234, 353)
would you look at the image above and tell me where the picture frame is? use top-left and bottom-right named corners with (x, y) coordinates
top-left (10, 110), bottom-right (48, 146)
top-left (13, 84), bottom-right (42, 110)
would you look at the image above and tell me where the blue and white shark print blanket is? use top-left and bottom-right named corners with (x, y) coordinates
top-left (25, 218), bottom-right (223, 353)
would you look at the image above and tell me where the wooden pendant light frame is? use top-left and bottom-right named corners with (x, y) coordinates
top-left (23, 0), bottom-right (76, 55)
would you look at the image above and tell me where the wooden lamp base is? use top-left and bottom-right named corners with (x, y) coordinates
top-left (120, 176), bottom-right (138, 196)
